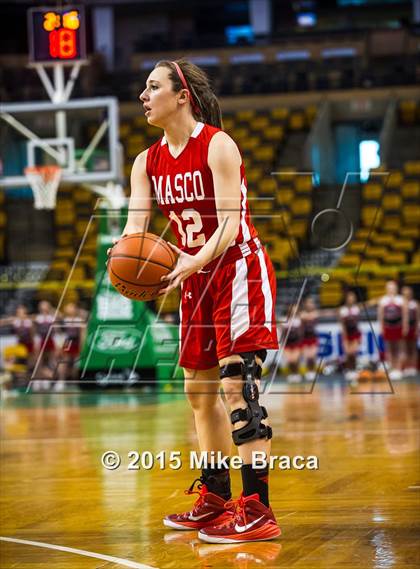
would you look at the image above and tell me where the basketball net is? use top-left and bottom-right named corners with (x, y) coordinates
top-left (24, 165), bottom-right (62, 210)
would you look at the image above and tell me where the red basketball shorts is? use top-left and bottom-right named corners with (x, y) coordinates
top-left (178, 246), bottom-right (278, 370)
top-left (345, 330), bottom-right (361, 343)
top-left (39, 337), bottom-right (56, 353)
top-left (382, 325), bottom-right (402, 342)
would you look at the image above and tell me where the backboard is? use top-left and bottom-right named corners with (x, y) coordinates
top-left (0, 97), bottom-right (121, 188)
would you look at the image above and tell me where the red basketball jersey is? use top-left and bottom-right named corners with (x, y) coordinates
top-left (146, 122), bottom-right (259, 269)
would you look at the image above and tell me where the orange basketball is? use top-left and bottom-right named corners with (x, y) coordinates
top-left (357, 369), bottom-right (372, 382)
top-left (108, 232), bottom-right (177, 301)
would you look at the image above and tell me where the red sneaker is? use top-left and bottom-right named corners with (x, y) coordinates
top-left (163, 478), bottom-right (232, 530)
top-left (198, 493), bottom-right (281, 543)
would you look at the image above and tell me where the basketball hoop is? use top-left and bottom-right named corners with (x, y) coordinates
top-left (24, 165), bottom-right (62, 210)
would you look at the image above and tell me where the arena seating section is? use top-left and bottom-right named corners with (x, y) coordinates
top-left (320, 99), bottom-right (420, 307)
top-left (36, 187), bottom-right (98, 306)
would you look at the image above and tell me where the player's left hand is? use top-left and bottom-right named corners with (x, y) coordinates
top-left (159, 242), bottom-right (203, 295)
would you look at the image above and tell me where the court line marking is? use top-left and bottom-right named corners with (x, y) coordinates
top-left (276, 511), bottom-right (296, 520)
top-left (0, 537), bottom-right (156, 569)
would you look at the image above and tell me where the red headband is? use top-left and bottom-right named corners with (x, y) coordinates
top-left (172, 61), bottom-right (200, 115)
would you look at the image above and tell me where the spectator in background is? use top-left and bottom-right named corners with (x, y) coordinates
top-left (339, 291), bottom-right (362, 382)
top-left (55, 302), bottom-right (86, 391)
top-left (34, 300), bottom-right (57, 382)
top-left (401, 286), bottom-right (419, 377)
top-left (378, 281), bottom-right (408, 381)
top-left (300, 296), bottom-right (319, 381)
top-left (282, 304), bottom-right (303, 383)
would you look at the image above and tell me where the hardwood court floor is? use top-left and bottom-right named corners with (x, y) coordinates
top-left (1, 377), bottom-right (419, 569)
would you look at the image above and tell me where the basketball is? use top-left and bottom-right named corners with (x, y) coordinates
top-left (108, 232), bottom-right (177, 301)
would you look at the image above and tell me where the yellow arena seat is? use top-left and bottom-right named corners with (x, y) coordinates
top-left (276, 188), bottom-right (294, 206)
top-left (254, 146), bottom-right (275, 162)
top-left (386, 171), bottom-right (404, 188)
top-left (348, 240), bottom-right (367, 253)
top-left (391, 239), bottom-right (413, 252)
top-left (270, 107), bottom-right (289, 121)
top-left (382, 193), bottom-right (402, 210)
top-left (295, 175), bottom-right (313, 193)
top-left (71, 266), bottom-right (86, 280)
top-left (74, 189), bottom-right (94, 204)
top-left (259, 178), bottom-right (277, 193)
top-left (250, 116), bottom-right (270, 131)
top-left (119, 123), bottom-right (131, 138)
top-left (362, 183), bottom-right (382, 201)
top-left (404, 161), bottom-right (420, 176)
top-left (57, 230), bottom-right (74, 247)
top-left (291, 198), bottom-right (311, 217)
top-left (222, 117), bottom-right (234, 130)
top-left (264, 126), bottom-right (284, 142)
top-left (319, 288), bottom-right (343, 307)
top-left (231, 127), bottom-right (249, 141)
top-left (402, 204), bottom-right (420, 224)
top-left (55, 247), bottom-right (75, 259)
top-left (305, 105), bottom-right (318, 123)
top-left (289, 112), bottom-right (305, 130)
top-left (371, 233), bottom-right (394, 246)
top-left (365, 246), bottom-right (387, 259)
top-left (361, 206), bottom-right (381, 225)
top-left (289, 220), bottom-right (307, 239)
top-left (247, 168), bottom-right (263, 184)
top-left (55, 209), bottom-right (75, 226)
top-left (340, 253), bottom-right (360, 267)
top-left (399, 100), bottom-right (417, 124)
top-left (270, 214), bottom-right (289, 232)
top-left (355, 228), bottom-right (370, 239)
top-left (384, 251), bottom-right (407, 265)
top-left (236, 110), bottom-right (255, 122)
top-left (133, 116), bottom-right (147, 128)
top-left (382, 216), bottom-right (401, 231)
top-left (399, 226), bottom-right (419, 239)
top-left (241, 137), bottom-right (260, 151)
top-left (401, 181), bottom-right (420, 199)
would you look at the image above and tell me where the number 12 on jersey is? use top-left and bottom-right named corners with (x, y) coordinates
top-left (169, 209), bottom-right (206, 248)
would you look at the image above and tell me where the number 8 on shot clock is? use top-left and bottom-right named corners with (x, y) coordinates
top-left (28, 5), bottom-right (87, 64)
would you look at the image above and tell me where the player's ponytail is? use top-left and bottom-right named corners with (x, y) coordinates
top-left (155, 59), bottom-right (223, 129)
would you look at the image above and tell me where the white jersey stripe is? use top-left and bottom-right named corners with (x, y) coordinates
top-left (231, 258), bottom-right (250, 341)
top-left (256, 249), bottom-right (273, 332)
top-left (191, 121), bottom-right (205, 138)
top-left (240, 178), bottom-right (251, 243)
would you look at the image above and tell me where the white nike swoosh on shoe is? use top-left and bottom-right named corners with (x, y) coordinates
top-left (234, 515), bottom-right (264, 533)
top-left (188, 511), bottom-right (215, 521)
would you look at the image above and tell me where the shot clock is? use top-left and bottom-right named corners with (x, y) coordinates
top-left (28, 6), bottom-right (86, 64)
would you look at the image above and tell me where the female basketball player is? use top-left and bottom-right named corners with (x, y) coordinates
top-left (34, 300), bottom-right (57, 382)
top-left (0, 305), bottom-right (35, 362)
top-left (120, 59), bottom-right (280, 543)
top-left (401, 286), bottom-right (418, 377)
top-left (378, 281), bottom-right (408, 381)
top-left (300, 296), bottom-right (318, 381)
top-left (339, 291), bottom-right (362, 381)
top-left (56, 302), bottom-right (85, 391)
top-left (282, 303), bottom-right (303, 383)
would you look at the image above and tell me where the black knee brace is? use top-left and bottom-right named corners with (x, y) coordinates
top-left (220, 350), bottom-right (272, 446)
